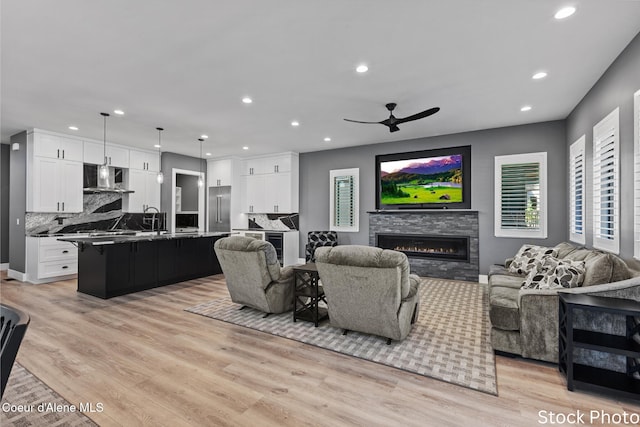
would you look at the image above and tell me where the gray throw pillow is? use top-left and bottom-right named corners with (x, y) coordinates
top-left (508, 245), bottom-right (558, 276)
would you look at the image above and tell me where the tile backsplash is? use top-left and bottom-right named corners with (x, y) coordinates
top-left (247, 213), bottom-right (298, 231)
top-left (26, 193), bottom-right (165, 235)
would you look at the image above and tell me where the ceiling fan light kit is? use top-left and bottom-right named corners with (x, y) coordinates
top-left (344, 102), bottom-right (440, 133)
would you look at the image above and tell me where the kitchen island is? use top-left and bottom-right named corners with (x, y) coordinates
top-left (59, 232), bottom-right (229, 298)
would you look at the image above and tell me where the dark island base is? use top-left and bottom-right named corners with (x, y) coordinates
top-left (76, 235), bottom-right (225, 299)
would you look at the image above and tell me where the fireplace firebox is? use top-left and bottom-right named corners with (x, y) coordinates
top-left (376, 234), bottom-right (470, 262)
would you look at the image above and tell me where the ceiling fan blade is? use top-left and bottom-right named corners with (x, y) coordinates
top-left (396, 107), bottom-right (440, 124)
top-left (344, 118), bottom-right (381, 124)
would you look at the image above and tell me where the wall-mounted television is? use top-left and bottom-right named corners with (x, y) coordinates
top-left (375, 145), bottom-right (471, 210)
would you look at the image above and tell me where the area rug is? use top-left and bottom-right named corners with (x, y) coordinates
top-left (0, 363), bottom-right (97, 426)
top-left (186, 277), bottom-right (497, 395)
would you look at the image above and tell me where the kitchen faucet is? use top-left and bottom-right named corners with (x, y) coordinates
top-left (143, 206), bottom-right (161, 235)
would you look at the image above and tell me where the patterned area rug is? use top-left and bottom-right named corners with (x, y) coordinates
top-left (0, 363), bottom-right (97, 426)
top-left (186, 277), bottom-right (498, 395)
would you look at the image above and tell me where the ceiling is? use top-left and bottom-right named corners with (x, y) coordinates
top-left (2, 1), bottom-right (640, 159)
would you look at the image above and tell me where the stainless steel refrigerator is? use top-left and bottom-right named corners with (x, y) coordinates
top-left (208, 186), bottom-right (231, 232)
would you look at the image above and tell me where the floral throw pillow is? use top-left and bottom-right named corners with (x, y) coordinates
top-left (521, 257), bottom-right (586, 290)
top-left (508, 245), bottom-right (558, 276)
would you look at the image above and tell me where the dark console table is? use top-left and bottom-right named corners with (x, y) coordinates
top-left (293, 263), bottom-right (328, 327)
top-left (558, 293), bottom-right (640, 400)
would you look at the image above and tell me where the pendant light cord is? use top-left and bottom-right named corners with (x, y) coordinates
top-left (100, 112), bottom-right (109, 165)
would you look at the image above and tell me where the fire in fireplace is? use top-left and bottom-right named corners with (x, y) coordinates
top-left (376, 233), bottom-right (470, 262)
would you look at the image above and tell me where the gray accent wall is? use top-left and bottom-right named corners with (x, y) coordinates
top-left (1, 144), bottom-right (10, 264)
top-left (566, 32), bottom-right (640, 269)
top-left (160, 152), bottom-right (206, 231)
top-left (299, 120), bottom-right (567, 275)
top-left (9, 132), bottom-right (27, 272)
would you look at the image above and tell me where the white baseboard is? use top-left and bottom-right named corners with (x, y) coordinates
top-left (0, 263), bottom-right (9, 271)
top-left (478, 274), bottom-right (488, 284)
top-left (297, 258), bottom-right (306, 265)
top-left (7, 269), bottom-right (26, 282)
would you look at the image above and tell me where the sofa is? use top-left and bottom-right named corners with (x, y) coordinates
top-left (315, 245), bottom-right (421, 343)
top-left (214, 235), bottom-right (295, 314)
top-left (489, 242), bottom-right (639, 363)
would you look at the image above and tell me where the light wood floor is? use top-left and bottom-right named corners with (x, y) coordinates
top-left (1, 272), bottom-right (638, 426)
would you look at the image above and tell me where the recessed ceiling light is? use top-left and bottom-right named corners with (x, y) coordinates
top-left (205, 152), bottom-right (212, 156)
top-left (324, 137), bottom-right (332, 142)
top-left (532, 71), bottom-right (547, 80)
top-left (356, 64), bottom-right (368, 73)
top-left (242, 97), bottom-right (253, 104)
top-left (242, 146), bottom-right (249, 150)
top-left (521, 105), bottom-right (532, 112)
top-left (291, 121), bottom-right (299, 127)
top-left (154, 144), bottom-right (161, 148)
top-left (113, 109), bottom-right (125, 115)
top-left (68, 126), bottom-right (78, 131)
top-left (200, 134), bottom-right (209, 139)
top-left (554, 6), bottom-right (576, 20)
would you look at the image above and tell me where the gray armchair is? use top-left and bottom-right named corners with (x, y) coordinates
top-left (315, 245), bottom-right (421, 343)
top-left (214, 235), bottom-right (295, 314)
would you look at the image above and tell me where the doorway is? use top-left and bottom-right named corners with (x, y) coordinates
top-left (171, 168), bottom-right (205, 233)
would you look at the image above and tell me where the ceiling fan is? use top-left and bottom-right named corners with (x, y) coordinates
top-left (344, 103), bottom-right (440, 133)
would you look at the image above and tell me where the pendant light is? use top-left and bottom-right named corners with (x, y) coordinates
top-left (98, 112), bottom-right (110, 182)
top-left (156, 127), bottom-right (164, 184)
top-left (197, 138), bottom-right (204, 188)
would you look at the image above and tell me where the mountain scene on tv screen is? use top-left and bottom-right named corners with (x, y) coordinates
top-left (380, 155), bottom-right (462, 204)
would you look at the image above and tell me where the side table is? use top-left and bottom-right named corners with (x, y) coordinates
top-left (293, 263), bottom-right (328, 327)
top-left (558, 293), bottom-right (640, 400)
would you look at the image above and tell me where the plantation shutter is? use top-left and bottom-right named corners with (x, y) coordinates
top-left (592, 108), bottom-right (619, 254)
top-left (334, 175), bottom-right (354, 227)
top-left (330, 168), bottom-right (359, 232)
top-left (569, 136), bottom-right (586, 244)
top-left (494, 152), bottom-right (547, 238)
top-left (634, 90), bottom-right (640, 260)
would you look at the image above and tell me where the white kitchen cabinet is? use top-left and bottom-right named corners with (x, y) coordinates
top-left (240, 152), bottom-right (298, 213)
top-left (207, 159), bottom-right (232, 187)
top-left (265, 154), bottom-right (292, 173)
top-left (32, 131), bottom-right (83, 162)
top-left (28, 157), bottom-right (83, 213)
top-left (240, 158), bottom-right (266, 176)
top-left (242, 174), bottom-right (267, 213)
top-left (130, 149), bottom-right (159, 172)
top-left (125, 169), bottom-right (160, 212)
top-left (265, 172), bottom-right (297, 213)
top-left (83, 140), bottom-right (129, 168)
top-left (26, 236), bottom-right (78, 284)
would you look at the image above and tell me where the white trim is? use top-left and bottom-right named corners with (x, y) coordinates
top-left (478, 274), bottom-right (488, 284)
top-left (0, 263), bottom-right (9, 271)
top-left (592, 108), bottom-right (620, 254)
top-left (494, 152), bottom-right (547, 239)
top-left (634, 89), bottom-right (640, 260)
top-left (569, 135), bottom-right (586, 245)
top-left (329, 168), bottom-right (359, 233)
top-left (7, 269), bottom-right (26, 282)
top-left (171, 168), bottom-right (205, 234)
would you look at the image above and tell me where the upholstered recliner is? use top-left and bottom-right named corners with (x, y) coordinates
top-left (315, 245), bottom-right (421, 343)
top-left (305, 231), bottom-right (338, 262)
top-left (214, 235), bottom-right (295, 314)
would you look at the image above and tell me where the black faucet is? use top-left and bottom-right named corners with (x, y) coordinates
top-left (143, 206), bottom-right (161, 235)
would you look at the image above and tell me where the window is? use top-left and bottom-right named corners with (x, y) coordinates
top-left (494, 152), bottom-right (547, 238)
top-left (634, 90), bottom-right (640, 260)
top-left (569, 136), bottom-right (586, 244)
top-left (592, 108), bottom-right (620, 254)
top-left (330, 168), bottom-right (359, 232)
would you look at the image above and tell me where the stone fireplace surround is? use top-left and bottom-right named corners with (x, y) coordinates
top-left (368, 210), bottom-right (479, 282)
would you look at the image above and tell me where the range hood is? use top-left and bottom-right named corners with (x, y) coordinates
top-left (83, 164), bottom-right (134, 194)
